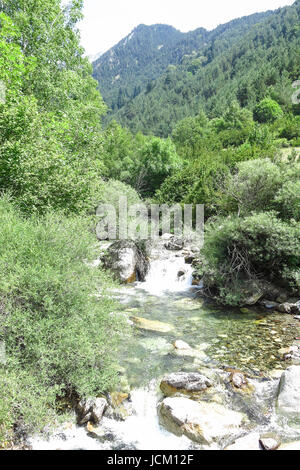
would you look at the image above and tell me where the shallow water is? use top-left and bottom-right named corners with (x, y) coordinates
top-left (115, 257), bottom-right (298, 386)
top-left (30, 249), bottom-right (300, 450)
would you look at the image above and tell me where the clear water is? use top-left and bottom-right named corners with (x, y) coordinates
top-left (30, 250), bottom-right (300, 450)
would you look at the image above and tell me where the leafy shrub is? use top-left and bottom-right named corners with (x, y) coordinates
top-left (253, 98), bottom-right (283, 123)
top-left (98, 179), bottom-right (142, 208)
top-left (0, 197), bottom-right (126, 444)
top-left (274, 180), bottom-right (300, 221)
top-left (134, 137), bottom-right (182, 196)
top-left (201, 212), bottom-right (300, 305)
top-left (278, 115), bottom-right (300, 140)
top-left (218, 159), bottom-right (282, 215)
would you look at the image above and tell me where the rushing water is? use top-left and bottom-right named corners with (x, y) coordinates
top-left (30, 246), bottom-right (300, 450)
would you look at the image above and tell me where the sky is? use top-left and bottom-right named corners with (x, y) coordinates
top-left (79, 0), bottom-right (295, 57)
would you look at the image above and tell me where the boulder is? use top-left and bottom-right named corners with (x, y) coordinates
top-left (231, 372), bottom-right (247, 389)
top-left (292, 301), bottom-right (300, 314)
top-left (158, 397), bottom-right (246, 445)
top-left (177, 270), bottom-right (186, 278)
top-left (245, 291), bottom-right (264, 306)
top-left (164, 237), bottom-right (184, 251)
top-left (76, 397), bottom-right (107, 425)
top-left (276, 366), bottom-right (300, 422)
top-left (160, 372), bottom-right (212, 397)
top-left (229, 371), bottom-right (255, 394)
top-left (101, 240), bottom-right (149, 283)
top-left (131, 316), bottom-right (174, 333)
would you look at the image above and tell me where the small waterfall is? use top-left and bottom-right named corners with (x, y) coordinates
top-left (99, 382), bottom-right (194, 450)
top-left (29, 382), bottom-right (195, 450)
top-left (137, 253), bottom-right (194, 296)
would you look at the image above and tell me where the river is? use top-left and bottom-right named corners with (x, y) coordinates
top-left (30, 244), bottom-right (300, 450)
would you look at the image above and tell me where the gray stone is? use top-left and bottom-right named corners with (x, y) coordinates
top-left (164, 238), bottom-right (184, 251)
top-left (173, 340), bottom-right (192, 350)
top-left (185, 255), bottom-right (195, 265)
top-left (76, 397), bottom-right (107, 425)
top-left (160, 372), bottom-right (212, 397)
top-left (231, 372), bottom-right (246, 389)
top-left (277, 366), bottom-right (300, 422)
top-left (245, 291), bottom-right (264, 306)
top-left (158, 397), bottom-right (246, 445)
top-left (177, 270), bottom-right (186, 278)
top-left (260, 300), bottom-right (279, 309)
top-left (101, 240), bottom-right (149, 283)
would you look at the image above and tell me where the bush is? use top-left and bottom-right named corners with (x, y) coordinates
top-left (218, 158), bottom-right (282, 215)
top-left (253, 98), bottom-right (283, 123)
top-left (0, 97), bottom-right (105, 215)
top-left (134, 137), bottom-right (182, 196)
top-left (201, 212), bottom-right (300, 305)
top-left (98, 179), bottom-right (142, 208)
top-left (275, 180), bottom-right (300, 221)
top-left (0, 197), bottom-right (126, 444)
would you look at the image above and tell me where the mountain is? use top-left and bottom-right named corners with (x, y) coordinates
top-left (92, 11), bottom-right (273, 120)
top-left (92, 24), bottom-right (209, 112)
top-left (93, 2), bottom-right (299, 137)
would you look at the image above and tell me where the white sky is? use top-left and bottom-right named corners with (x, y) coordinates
top-left (79, 0), bottom-right (295, 57)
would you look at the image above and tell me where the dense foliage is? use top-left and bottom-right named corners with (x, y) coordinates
top-left (0, 197), bottom-right (126, 444)
top-left (0, 1), bottom-right (107, 214)
top-left (198, 157), bottom-right (300, 305)
top-left (0, 0), bottom-right (128, 446)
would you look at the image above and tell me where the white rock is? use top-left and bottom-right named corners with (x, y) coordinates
top-left (277, 366), bottom-right (300, 422)
top-left (158, 397), bottom-right (246, 445)
top-left (173, 340), bottom-right (192, 350)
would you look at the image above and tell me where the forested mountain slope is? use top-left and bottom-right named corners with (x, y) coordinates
top-left (103, 1), bottom-right (300, 136)
top-left (93, 12), bottom-right (271, 116)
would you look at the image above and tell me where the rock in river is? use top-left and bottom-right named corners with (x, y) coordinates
top-left (160, 372), bottom-right (212, 397)
top-left (173, 340), bottom-right (192, 350)
top-left (158, 397), bottom-right (246, 445)
top-left (276, 365), bottom-right (300, 423)
top-left (101, 240), bottom-right (149, 283)
top-left (131, 316), bottom-right (174, 333)
top-left (76, 397), bottom-right (107, 425)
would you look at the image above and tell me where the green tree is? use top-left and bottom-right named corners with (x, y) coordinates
top-left (253, 98), bottom-right (283, 123)
top-left (134, 137), bottom-right (182, 196)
